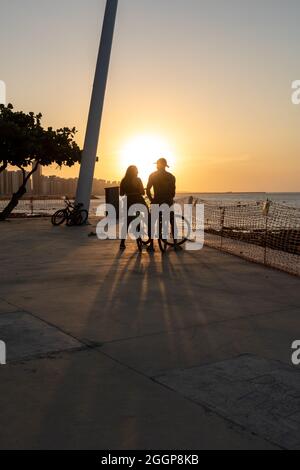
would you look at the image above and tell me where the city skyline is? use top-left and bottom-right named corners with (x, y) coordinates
top-left (0, 167), bottom-right (118, 198)
top-left (1, 0), bottom-right (300, 191)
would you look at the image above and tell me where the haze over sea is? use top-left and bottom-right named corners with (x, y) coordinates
top-left (177, 192), bottom-right (300, 208)
top-left (88, 193), bottom-right (300, 215)
top-left (1, 193), bottom-right (299, 218)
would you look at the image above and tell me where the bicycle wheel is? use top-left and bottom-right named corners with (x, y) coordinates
top-left (66, 214), bottom-right (75, 226)
top-left (78, 209), bottom-right (88, 226)
top-left (158, 237), bottom-right (167, 253)
top-left (52, 210), bottom-right (67, 226)
top-left (136, 233), bottom-right (151, 251)
top-left (67, 209), bottom-right (88, 227)
top-left (159, 214), bottom-right (191, 251)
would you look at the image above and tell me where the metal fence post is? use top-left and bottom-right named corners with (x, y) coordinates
top-left (30, 197), bottom-right (34, 216)
top-left (263, 200), bottom-right (271, 266)
top-left (220, 207), bottom-right (225, 249)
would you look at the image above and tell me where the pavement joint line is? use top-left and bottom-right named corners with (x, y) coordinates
top-left (0, 281), bottom-right (298, 311)
top-left (0, 294), bottom-right (297, 351)
top-left (150, 368), bottom-right (284, 450)
top-left (96, 303), bottom-right (300, 347)
top-left (153, 352), bottom-right (300, 380)
top-left (0, 298), bottom-right (94, 351)
top-left (1, 273), bottom-right (298, 309)
top-left (92, 346), bottom-right (282, 450)
top-left (6, 345), bottom-right (91, 365)
top-left (0, 296), bottom-right (25, 310)
top-left (153, 354), bottom-right (300, 449)
top-left (0, 314), bottom-right (281, 442)
top-left (0, 309), bottom-right (27, 315)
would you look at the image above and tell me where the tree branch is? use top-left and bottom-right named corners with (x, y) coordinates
top-left (25, 161), bottom-right (40, 183)
top-left (16, 161), bottom-right (40, 185)
top-left (16, 165), bottom-right (27, 184)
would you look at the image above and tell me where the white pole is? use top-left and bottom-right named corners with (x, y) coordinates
top-left (76, 0), bottom-right (118, 212)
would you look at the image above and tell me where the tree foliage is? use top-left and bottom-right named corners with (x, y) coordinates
top-left (0, 104), bottom-right (82, 220)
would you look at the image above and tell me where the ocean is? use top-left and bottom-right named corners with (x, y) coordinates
top-left (176, 192), bottom-right (300, 208)
top-left (87, 192), bottom-right (300, 214)
top-left (0, 192), bottom-right (299, 217)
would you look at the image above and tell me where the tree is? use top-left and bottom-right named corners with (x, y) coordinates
top-left (0, 104), bottom-right (30, 175)
top-left (0, 104), bottom-right (81, 221)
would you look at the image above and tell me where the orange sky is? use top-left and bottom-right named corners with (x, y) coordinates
top-left (1, 0), bottom-right (300, 192)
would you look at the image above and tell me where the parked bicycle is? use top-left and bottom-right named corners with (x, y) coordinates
top-left (134, 198), bottom-right (191, 253)
top-left (51, 197), bottom-right (88, 227)
top-left (136, 213), bottom-right (190, 253)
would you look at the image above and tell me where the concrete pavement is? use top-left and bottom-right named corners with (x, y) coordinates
top-left (0, 218), bottom-right (299, 449)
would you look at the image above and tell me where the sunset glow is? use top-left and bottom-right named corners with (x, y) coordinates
top-left (1, 1), bottom-right (300, 192)
top-left (119, 134), bottom-right (176, 183)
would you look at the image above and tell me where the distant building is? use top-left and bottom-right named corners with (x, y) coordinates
top-left (32, 164), bottom-right (42, 195)
top-left (0, 167), bottom-right (118, 198)
top-left (0, 169), bottom-right (32, 196)
top-left (0, 170), bottom-right (9, 195)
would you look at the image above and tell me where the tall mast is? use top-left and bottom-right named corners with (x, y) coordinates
top-left (76, 0), bottom-right (119, 212)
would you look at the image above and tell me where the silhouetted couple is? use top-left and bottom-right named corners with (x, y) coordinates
top-left (120, 158), bottom-right (176, 251)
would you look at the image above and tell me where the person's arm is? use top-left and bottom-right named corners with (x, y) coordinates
top-left (171, 175), bottom-right (176, 200)
top-left (146, 175), bottom-right (154, 202)
top-left (138, 178), bottom-right (145, 196)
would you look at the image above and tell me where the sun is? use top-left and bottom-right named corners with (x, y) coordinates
top-left (119, 134), bottom-right (176, 183)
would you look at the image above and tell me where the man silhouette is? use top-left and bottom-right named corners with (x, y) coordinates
top-left (146, 158), bottom-right (176, 251)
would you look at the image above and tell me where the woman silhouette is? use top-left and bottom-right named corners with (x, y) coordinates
top-left (119, 165), bottom-right (145, 249)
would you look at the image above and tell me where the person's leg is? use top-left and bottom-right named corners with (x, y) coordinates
top-left (147, 206), bottom-right (155, 252)
top-left (119, 222), bottom-right (126, 249)
top-left (120, 215), bottom-right (134, 249)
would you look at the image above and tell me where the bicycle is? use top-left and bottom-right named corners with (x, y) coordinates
top-left (134, 199), bottom-right (191, 253)
top-left (51, 197), bottom-right (88, 227)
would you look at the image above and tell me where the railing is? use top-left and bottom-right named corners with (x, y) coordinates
top-left (0, 197), bottom-right (66, 216)
top-left (177, 197), bottom-right (300, 277)
top-left (0, 197), bottom-right (104, 217)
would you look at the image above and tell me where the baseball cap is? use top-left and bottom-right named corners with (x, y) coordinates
top-left (155, 157), bottom-right (169, 168)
